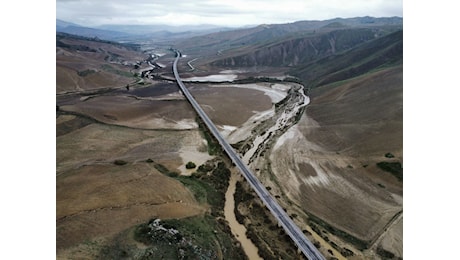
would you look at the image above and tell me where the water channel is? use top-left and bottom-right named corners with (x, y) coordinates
top-left (224, 171), bottom-right (262, 260)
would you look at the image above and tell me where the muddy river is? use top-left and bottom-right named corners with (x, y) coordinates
top-left (224, 171), bottom-right (262, 260)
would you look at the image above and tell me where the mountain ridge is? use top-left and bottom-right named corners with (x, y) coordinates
top-left (56, 19), bottom-right (235, 41)
top-left (56, 16), bottom-right (402, 43)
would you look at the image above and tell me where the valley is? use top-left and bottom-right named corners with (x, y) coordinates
top-left (56, 16), bottom-right (403, 260)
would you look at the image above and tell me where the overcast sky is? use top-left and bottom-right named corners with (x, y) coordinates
top-left (56, 0), bottom-right (403, 27)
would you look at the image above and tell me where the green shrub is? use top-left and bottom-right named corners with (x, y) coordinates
top-left (376, 247), bottom-right (395, 258)
top-left (191, 171), bottom-right (205, 178)
top-left (313, 241), bottom-right (321, 248)
top-left (167, 171), bottom-right (180, 177)
top-left (197, 163), bottom-right (214, 173)
top-left (385, 152), bottom-right (395, 158)
top-left (185, 161), bottom-right (196, 169)
top-left (77, 69), bottom-right (96, 77)
top-left (154, 163), bottom-right (180, 177)
top-left (341, 247), bottom-right (354, 257)
top-left (154, 163), bottom-right (169, 174)
top-left (376, 162), bottom-right (403, 181)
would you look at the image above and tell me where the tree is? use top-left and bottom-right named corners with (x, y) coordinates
top-left (185, 161), bottom-right (196, 169)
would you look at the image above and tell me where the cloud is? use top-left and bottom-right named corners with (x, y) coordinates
top-left (56, 0), bottom-right (402, 27)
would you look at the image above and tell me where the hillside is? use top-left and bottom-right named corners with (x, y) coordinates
top-left (56, 33), bottom-right (144, 94)
top-left (56, 20), bottom-right (132, 40)
top-left (306, 65), bottom-right (403, 157)
top-left (210, 28), bottom-right (382, 67)
top-left (176, 17), bottom-right (401, 68)
top-left (291, 30), bottom-right (403, 88)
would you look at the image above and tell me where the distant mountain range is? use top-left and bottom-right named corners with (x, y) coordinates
top-left (56, 19), bottom-right (233, 41)
top-left (56, 16), bottom-right (402, 43)
top-left (174, 16), bottom-right (402, 52)
top-left (56, 19), bottom-right (131, 40)
top-left (56, 19), bottom-right (81, 28)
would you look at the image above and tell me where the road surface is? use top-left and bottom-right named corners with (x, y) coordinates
top-left (173, 51), bottom-right (325, 260)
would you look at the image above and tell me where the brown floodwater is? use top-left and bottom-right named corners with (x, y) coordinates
top-left (224, 172), bottom-right (262, 260)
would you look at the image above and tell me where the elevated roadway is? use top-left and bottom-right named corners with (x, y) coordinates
top-left (173, 51), bottom-right (325, 260)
